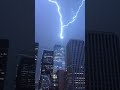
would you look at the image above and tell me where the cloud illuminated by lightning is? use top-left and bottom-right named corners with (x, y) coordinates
top-left (48, 0), bottom-right (85, 39)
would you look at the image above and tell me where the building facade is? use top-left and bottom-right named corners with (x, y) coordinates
top-left (86, 31), bottom-right (120, 90)
top-left (57, 70), bottom-right (66, 90)
top-left (0, 39), bottom-right (9, 90)
top-left (16, 55), bottom-right (35, 90)
top-left (40, 50), bottom-right (54, 90)
top-left (53, 45), bottom-right (65, 72)
top-left (52, 45), bottom-right (65, 89)
top-left (66, 40), bottom-right (85, 90)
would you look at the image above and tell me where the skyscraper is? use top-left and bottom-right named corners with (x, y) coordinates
top-left (0, 39), bottom-right (9, 90)
top-left (66, 40), bottom-right (85, 90)
top-left (40, 50), bottom-right (54, 90)
top-left (51, 45), bottom-right (65, 90)
top-left (86, 31), bottom-right (120, 90)
top-left (16, 54), bottom-right (35, 90)
top-left (53, 45), bottom-right (65, 72)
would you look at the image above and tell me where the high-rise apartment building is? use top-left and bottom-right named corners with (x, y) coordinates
top-left (0, 39), bottom-right (9, 90)
top-left (40, 50), bottom-right (54, 90)
top-left (16, 55), bottom-right (35, 90)
top-left (66, 40), bottom-right (85, 90)
top-left (86, 31), bottom-right (120, 90)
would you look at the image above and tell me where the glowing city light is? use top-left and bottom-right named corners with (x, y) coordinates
top-left (48, 0), bottom-right (85, 39)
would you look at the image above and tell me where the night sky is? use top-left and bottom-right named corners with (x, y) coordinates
top-left (35, 0), bottom-right (85, 80)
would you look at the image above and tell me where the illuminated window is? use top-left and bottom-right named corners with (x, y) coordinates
top-left (0, 78), bottom-right (4, 80)
top-left (53, 74), bottom-right (57, 79)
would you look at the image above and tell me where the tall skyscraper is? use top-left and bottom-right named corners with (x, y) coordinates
top-left (40, 50), bottom-right (54, 90)
top-left (0, 39), bottom-right (9, 90)
top-left (16, 54), bottom-right (35, 90)
top-left (66, 40), bottom-right (85, 90)
top-left (51, 45), bottom-right (65, 90)
top-left (86, 31), bottom-right (120, 90)
top-left (53, 45), bottom-right (65, 72)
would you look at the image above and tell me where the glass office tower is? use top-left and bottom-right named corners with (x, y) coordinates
top-left (53, 45), bottom-right (65, 72)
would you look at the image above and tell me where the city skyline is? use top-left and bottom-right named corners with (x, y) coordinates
top-left (0, 0), bottom-right (120, 90)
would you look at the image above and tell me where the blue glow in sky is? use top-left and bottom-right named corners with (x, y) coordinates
top-left (48, 0), bottom-right (85, 39)
top-left (35, 0), bottom-right (85, 80)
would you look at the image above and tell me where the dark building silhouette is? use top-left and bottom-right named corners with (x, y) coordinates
top-left (16, 55), bottom-right (35, 90)
top-left (40, 50), bottom-right (54, 90)
top-left (0, 39), bottom-right (9, 90)
top-left (56, 70), bottom-right (66, 90)
top-left (66, 40), bottom-right (85, 90)
top-left (86, 31), bottom-right (120, 90)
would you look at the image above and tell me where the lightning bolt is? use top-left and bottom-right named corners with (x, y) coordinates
top-left (48, 0), bottom-right (85, 39)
